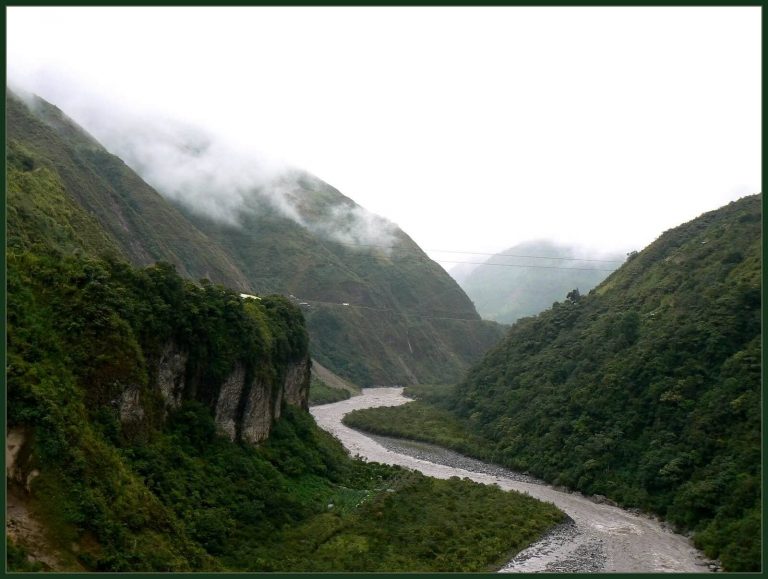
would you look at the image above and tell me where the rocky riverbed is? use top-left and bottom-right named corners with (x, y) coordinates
top-left (310, 387), bottom-right (716, 573)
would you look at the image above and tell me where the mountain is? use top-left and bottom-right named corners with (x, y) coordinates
top-left (7, 90), bottom-right (504, 386)
top-left (6, 90), bottom-right (559, 572)
top-left (178, 175), bottom-right (504, 386)
top-left (447, 260), bottom-right (480, 285)
top-left (6, 91), bottom-right (250, 287)
top-left (452, 240), bottom-right (624, 323)
top-left (6, 245), bottom-right (312, 569)
top-left (450, 194), bottom-right (762, 570)
top-left (7, 250), bottom-right (559, 572)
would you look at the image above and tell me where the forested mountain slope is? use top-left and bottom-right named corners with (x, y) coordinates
top-left (6, 90), bottom-right (556, 572)
top-left (7, 251), bottom-right (559, 571)
top-left (6, 249), bottom-right (310, 569)
top-left (453, 240), bottom-right (623, 323)
top-left (7, 91), bottom-right (249, 287)
top-left (451, 194), bottom-right (762, 570)
top-left (181, 178), bottom-right (504, 386)
top-left (8, 90), bottom-right (503, 386)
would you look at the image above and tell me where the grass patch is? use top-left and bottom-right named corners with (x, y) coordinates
top-left (343, 397), bottom-right (492, 460)
top-left (244, 470), bottom-right (564, 572)
top-left (403, 382), bottom-right (455, 405)
top-left (308, 375), bottom-right (352, 406)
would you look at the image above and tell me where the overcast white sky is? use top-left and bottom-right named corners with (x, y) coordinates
top-left (6, 6), bottom-right (762, 267)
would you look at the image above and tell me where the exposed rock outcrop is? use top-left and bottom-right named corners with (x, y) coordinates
top-left (240, 376), bottom-right (274, 444)
top-left (156, 342), bottom-right (188, 410)
top-left (118, 385), bottom-right (145, 424)
top-left (6, 427), bottom-right (28, 484)
top-left (284, 357), bottom-right (311, 411)
top-left (229, 357), bottom-right (311, 444)
top-left (117, 338), bottom-right (310, 445)
top-left (214, 363), bottom-right (246, 441)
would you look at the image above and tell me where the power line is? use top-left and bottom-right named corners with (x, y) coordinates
top-left (142, 231), bottom-right (626, 265)
top-left (433, 250), bottom-right (623, 263)
top-left (333, 241), bottom-right (626, 263)
top-left (312, 250), bottom-right (619, 272)
top-left (306, 246), bottom-right (619, 272)
top-left (313, 240), bottom-right (619, 271)
top-left (433, 260), bottom-right (617, 272)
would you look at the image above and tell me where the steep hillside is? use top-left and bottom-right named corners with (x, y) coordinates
top-left (454, 240), bottom-right (623, 323)
top-left (6, 91), bottom-right (250, 288)
top-left (181, 180), bottom-right (504, 386)
top-left (6, 248), bottom-right (306, 568)
top-left (451, 195), bottom-right (761, 570)
top-left (6, 250), bottom-right (561, 572)
top-left (7, 89), bottom-right (559, 570)
top-left (308, 359), bottom-right (361, 406)
top-left (8, 90), bottom-right (504, 386)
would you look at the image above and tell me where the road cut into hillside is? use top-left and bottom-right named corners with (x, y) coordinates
top-left (310, 387), bottom-right (715, 573)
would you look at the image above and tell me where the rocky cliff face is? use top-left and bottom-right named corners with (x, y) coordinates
top-left (156, 342), bottom-right (189, 411)
top-left (226, 356), bottom-right (311, 444)
top-left (119, 340), bottom-right (311, 445)
top-left (214, 363), bottom-right (247, 441)
top-left (282, 357), bottom-right (311, 411)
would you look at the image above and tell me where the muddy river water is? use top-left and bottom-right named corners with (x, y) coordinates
top-left (310, 387), bottom-right (714, 573)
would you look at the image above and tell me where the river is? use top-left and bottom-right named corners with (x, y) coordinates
top-left (310, 387), bottom-right (715, 573)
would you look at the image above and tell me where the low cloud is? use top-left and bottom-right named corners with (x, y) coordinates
top-left (308, 202), bottom-right (397, 248)
top-left (13, 79), bottom-right (397, 248)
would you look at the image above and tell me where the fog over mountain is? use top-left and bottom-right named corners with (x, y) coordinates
top-left (12, 84), bottom-right (398, 249)
top-left (8, 4), bottom-right (759, 266)
top-left (8, 88), bottom-right (504, 387)
top-left (451, 240), bottom-right (625, 324)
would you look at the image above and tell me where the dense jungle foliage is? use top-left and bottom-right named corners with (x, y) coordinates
top-left (454, 195), bottom-right (762, 571)
top-left (344, 384), bottom-right (491, 458)
top-left (347, 196), bottom-right (762, 571)
top-left (6, 249), bottom-right (303, 570)
top-left (6, 250), bottom-right (562, 571)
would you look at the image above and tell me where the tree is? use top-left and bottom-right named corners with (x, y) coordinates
top-left (566, 289), bottom-right (581, 303)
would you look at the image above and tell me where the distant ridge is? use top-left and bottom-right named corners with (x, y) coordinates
top-left (452, 239), bottom-right (623, 323)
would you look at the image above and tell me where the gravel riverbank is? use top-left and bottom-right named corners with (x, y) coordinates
top-left (311, 387), bottom-right (715, 573)
top-left (368, 434), bottom-right (544, 485)
top-left (367, 434), bottom-right (609, 572)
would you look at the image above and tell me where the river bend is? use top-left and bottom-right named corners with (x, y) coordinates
top-left (310, 387), bottom-right (713, 573)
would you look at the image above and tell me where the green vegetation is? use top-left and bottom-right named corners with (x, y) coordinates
top-left (7, 248), bottom-right (306, 570)
top-left (346, 197), bottom-right (762, 571)
top-left (449, 195), bottom-right (762, 571)
top-left (6, 91), bottom-right (249, 288)
top-left (455, 240), bottom-right (622, 324)
top-left (344, 384), bottom-right (491, 458)
top-left (7, 140), bottom-right (121, 258)
top-left (7, 250), bottom-right (561, 571)
top-left (129, 404), bottom-right (563, 572)
top-left (7, 538), bottom-right (45, 572)
top-left (272, 471), bottom-right (564, 572)
top-left (9, 89), bottom-right (503, 387)
top-left (403, 382), bottom-right (460, 404)
top-left (308, 375), bottom-right (352, 406)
